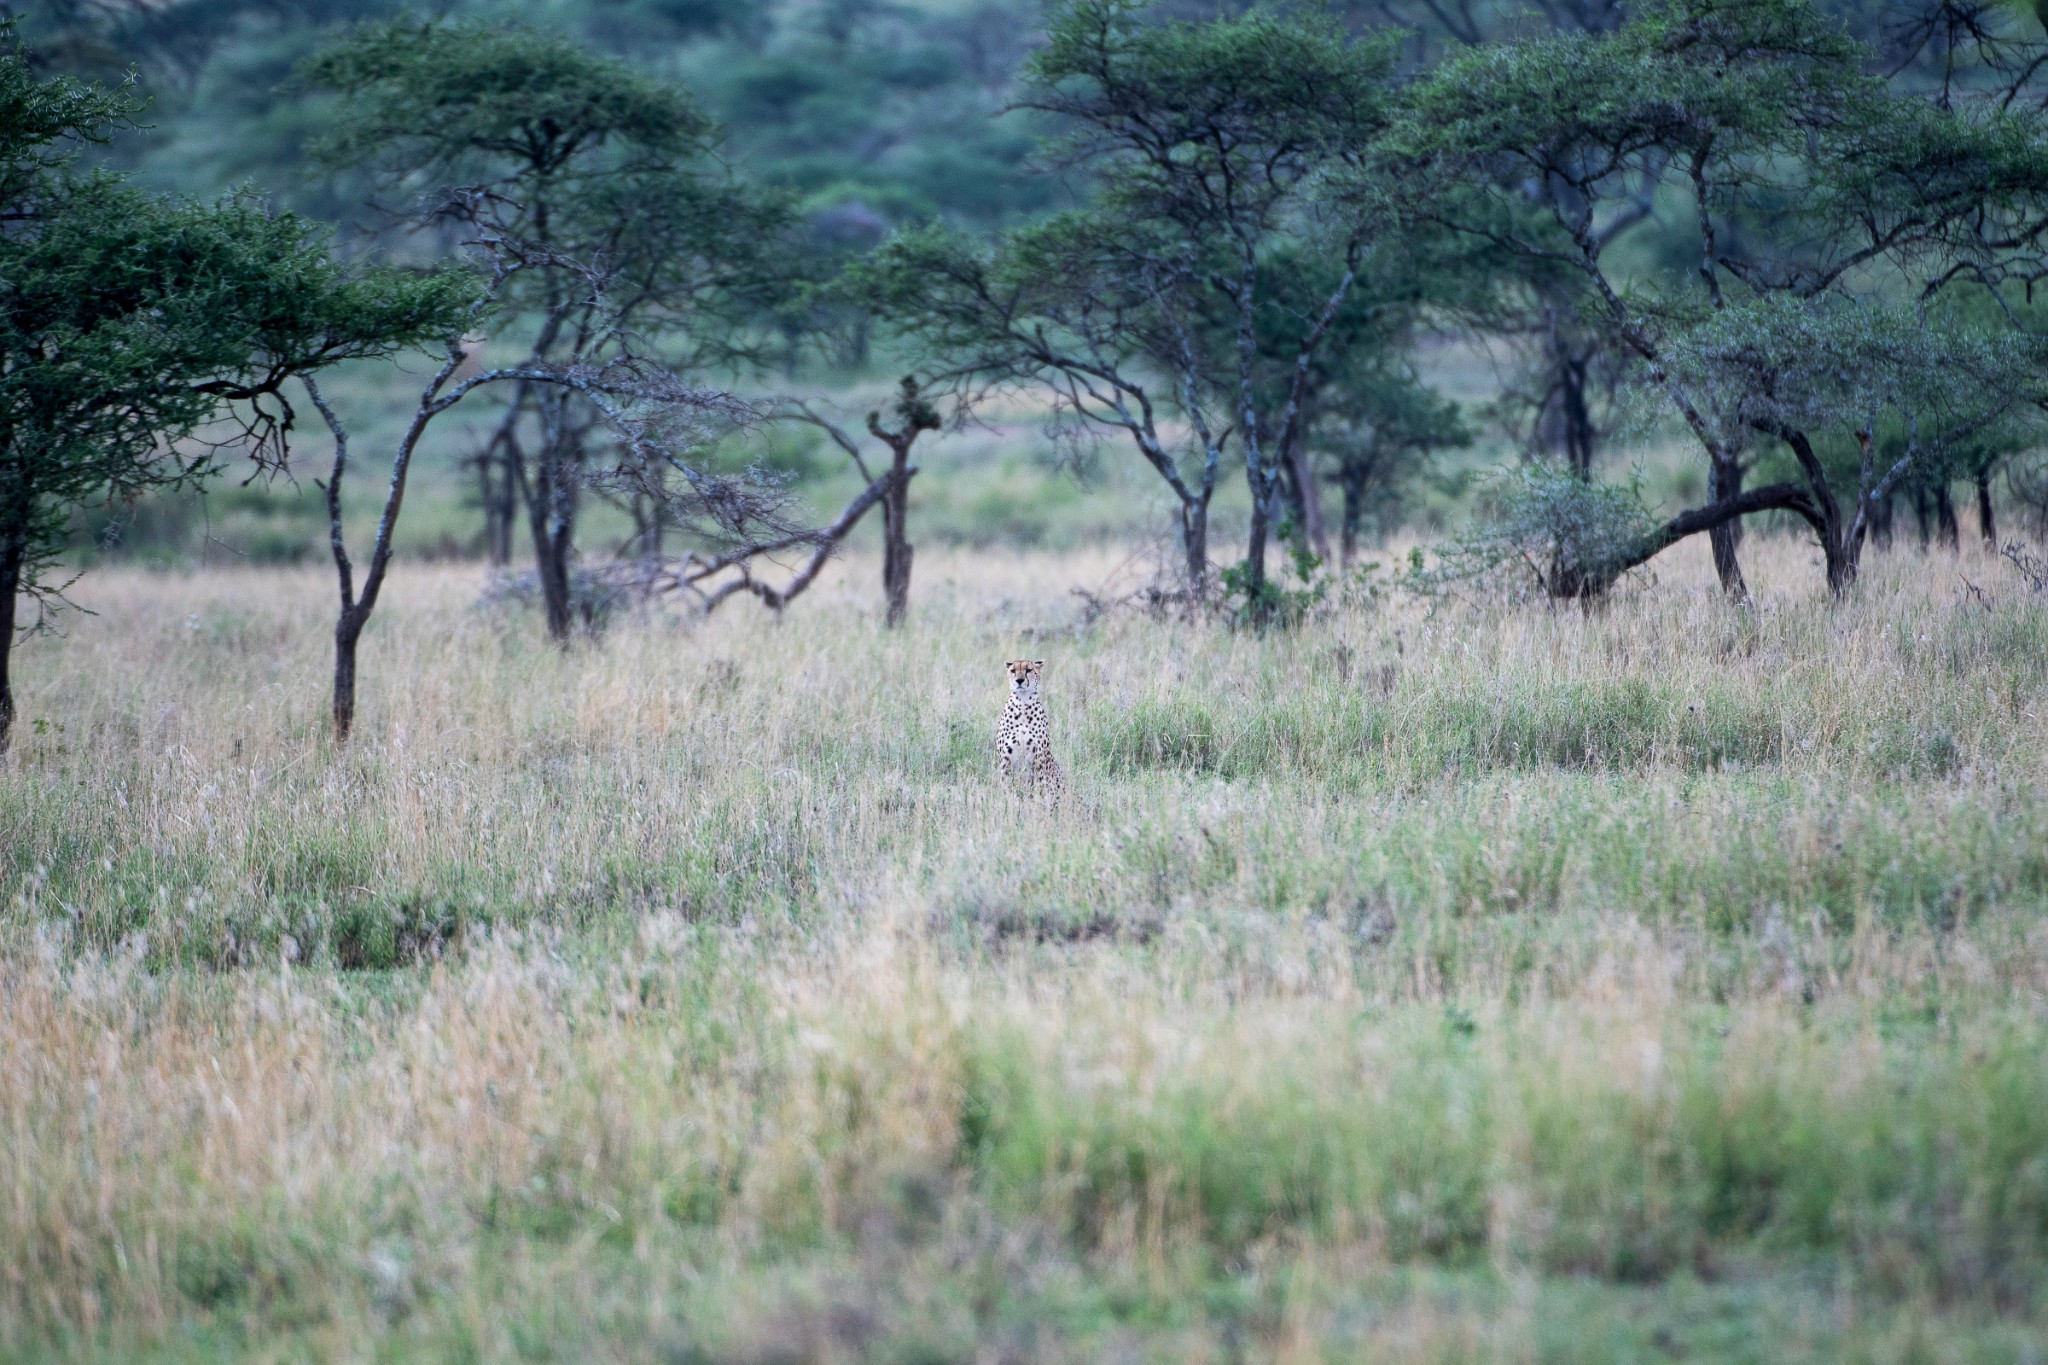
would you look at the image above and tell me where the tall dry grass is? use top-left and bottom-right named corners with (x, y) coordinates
top-left (3, 536), bottom-right (2047, 1360)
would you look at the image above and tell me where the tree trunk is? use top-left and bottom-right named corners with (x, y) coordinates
top-left (476, 396), bottom-right (530, 568)
top-left (1230, 256), bottom-right (1275, 616)
top-left (333, 609), bottom-right (365, 744)
top-left (1561, 352), bottom-right (1596, 479)
top-left (1277, 448), bottom-right (1307, 542)
top-left (1935, 483), bottom-right (1960, 551)
top-left (524, 422), bottom-right (579, 645)
top-left (474, 450), bottom-right (498, 563)
top-left (1976, 469), bottom-right (1997, 548)
top-left (880, 461), bottom-right (914, 629)
top-left (1767, 424), bottom-right (1856, 599)
top-left (1282, 427), bottom-right (1330, 562)
top-left (1237, 435), bottom-right (1287, 612)
top-left (306, 340), bottom-right (475, 745)
top-left (1572, 479), bottom-right (1824, 597)
top-left (843, 314), bottom-right (872, 370)
top-left (1340, 465), bottom-right (1365, 567)
top-left (1180, 491), bottom-right (1211, 593)
top-left (0, 533), bottom-right (22, 757)
top-left (1914, 487), bottom-right (1933, 547)
top-left (1339, 450), bottom-right (1383, 567)
top-left (474, 438), bottom-right (517, 567)
top-left (487, 442), bottom-right (517, 566)
top-left (534, 516), bottom-right (574, 642)
top-left (1869, 490), bottom-right (1894, 548)
top-left (855, 382), bottom-right (938, 627)
top-left (1243, 492), bottom-right (1271, 606)
top-left (1707, 453), bottom-right (1749, 601)
top-left (1823, 531), bottom-right (1856, 596)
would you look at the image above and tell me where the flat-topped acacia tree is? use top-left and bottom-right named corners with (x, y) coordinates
top-left (299, 20), bottom-right (792, 644)
top-left (1017, 0), bottom-right (1403, 609)
top-left (0, 36), bottom-right (474, 755)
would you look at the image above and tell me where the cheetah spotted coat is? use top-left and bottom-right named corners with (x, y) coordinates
top-left (996, 659), bottom-right (1064, 803)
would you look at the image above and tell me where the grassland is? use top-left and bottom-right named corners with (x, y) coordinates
top-left (4, 534), bottom-right (2048, 1362)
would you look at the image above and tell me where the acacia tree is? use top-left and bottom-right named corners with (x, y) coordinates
top-left (859, 4), bottom-right (1411, 603)
top-left (1405, 0), bottom-right (2048, 599)
top-left (1019, 0), bottom-right (1402, 607)
top-left (301, 20), bottom-right (791, 643)
top-left (0, 39), bottom-right (471, 754)
top-left (1365, 0), bottom-right (1647, 481)
top-left (1659, 298), bottom-right (2041, 589)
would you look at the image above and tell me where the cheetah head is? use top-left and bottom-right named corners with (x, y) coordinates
top-left (1004, 659), bottom-right (1045, 699)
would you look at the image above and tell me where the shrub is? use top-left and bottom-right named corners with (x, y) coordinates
top-left (1421, 462), bottom-right (1657, 601)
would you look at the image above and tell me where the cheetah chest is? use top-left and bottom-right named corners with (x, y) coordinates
top-left (997, 697), bottom-right (1049, 762)
top-left (996, 698), bottom-right (1062, 790)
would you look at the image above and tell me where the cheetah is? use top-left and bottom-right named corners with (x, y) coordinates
top-left (996, 659), bottom-right (1065, 803)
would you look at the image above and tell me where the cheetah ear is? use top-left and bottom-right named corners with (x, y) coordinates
top-left (1033, 659), bottom-right (1044, 669)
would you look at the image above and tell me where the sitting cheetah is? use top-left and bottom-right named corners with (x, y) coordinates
top-left (996, 659), bottom-right (1065, 803)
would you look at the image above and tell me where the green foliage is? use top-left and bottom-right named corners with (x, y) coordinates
top-left (1421, 462), bottom-right (1659, 600)
top-left (1023, 0), bottom-right (1404, 332)
top-left (299, 20), bottom-right (712, 185)
top-left (0, 33), bottom-right (476, 718)
top-left (1023, 0), bottom-right (1415, 593)
top-left (595, 0), bottom-right (767, 45)
top-left (298, 16), bottom-right (799, 649)
top-left (1663, 296), bottom-right (2048, 458)
top-left (300, 17), bottom-right (795, 346)
top-left (1398, 0), bottom-right (2048, 589)
top-left (1323, 362), bottom-right (1475, 547)
top-left (684, 6), bottom-right (1052, 227)
top-left (1029, 0), bottom-right (1400, 185)
top-left (66, 1), bottom-right (1056, 239)
top-left (0, 17), bottom-right (138, 202)
top-left (1401, 0), bottom-right (1867, 169)
top-left (853, 3), bottom-right (1446, 594)
top-left (1220, 528), bottom-right (1329, 626)
top-left (0, 189), bottom-right (475, 561)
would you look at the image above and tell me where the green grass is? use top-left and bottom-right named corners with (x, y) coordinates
top-left (3, 540), bottom-right (2048, 1360)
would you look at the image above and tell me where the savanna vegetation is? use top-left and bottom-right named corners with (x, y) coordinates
top-left (5, 0), bottom-right (2048, 1359)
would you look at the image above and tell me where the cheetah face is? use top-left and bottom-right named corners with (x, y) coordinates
top-left (1004, 659), bottom-right (1045, 700)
